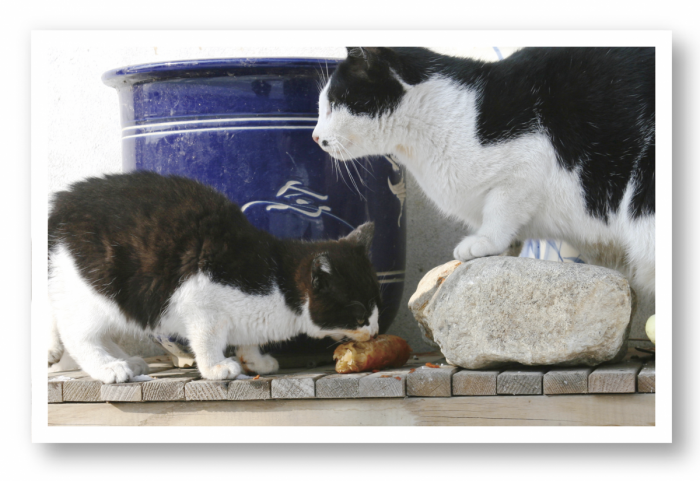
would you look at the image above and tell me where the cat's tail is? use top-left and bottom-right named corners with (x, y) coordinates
top-left (48, 312), bottom-right (64, 367)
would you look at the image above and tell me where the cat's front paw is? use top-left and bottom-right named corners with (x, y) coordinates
top-left (126, 356), bottom-right (149, 376)
top-left (91, 361), bottom-right (134, 384)
top-left (243, 353), bottom-right (279, 375)
top-left (199, 358), bottom-right (242, 380)
top-left (453, 235), bottom-right (502, 262)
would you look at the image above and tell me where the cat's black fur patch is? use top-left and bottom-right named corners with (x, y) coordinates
top-left (326, 48), bottom-right (408, 117)
top-left (49, 171), bottom-right (381, 331)
top-left (328, 47), bottom-right (655, 221)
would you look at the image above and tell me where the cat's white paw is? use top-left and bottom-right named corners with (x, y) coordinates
top-left (199, 358), bottom-right (242, 380)
top-left (48, 347), bottom-right (64, 367)
top-left (243, 353), bottom-right (279, 375)
top-left (92, 361), bottom-right (134, 384)
top-left (126, 356), bottom-right (149, 376)
top-left (453, 235), bottom-right (502, 262)
top-left (48, 350), bottom-right (80, 372)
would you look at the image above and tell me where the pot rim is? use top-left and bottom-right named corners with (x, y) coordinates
top-left (102, 57), bottom-right (342, 89)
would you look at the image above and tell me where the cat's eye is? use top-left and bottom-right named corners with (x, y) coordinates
top-left (356, 319), bottom-right (365, 326)
top-left (349, 302), bottom-right (367, 320)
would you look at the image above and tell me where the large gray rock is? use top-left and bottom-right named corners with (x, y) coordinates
top-left (408, 257), bottom-right (632, 369)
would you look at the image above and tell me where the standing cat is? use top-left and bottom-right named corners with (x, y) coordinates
top-left (48, 171), bottom-right (380, 383)
top-left (312, 47), bottom-right (655, 297)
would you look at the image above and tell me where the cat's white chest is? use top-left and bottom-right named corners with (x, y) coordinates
top-left (395, 149), bottom-right (485, 226)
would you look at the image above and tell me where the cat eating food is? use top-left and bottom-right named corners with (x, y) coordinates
top-left (48, 171), bottom-right (381, 383)
top-left (312, 47), bottom-right (655, 297)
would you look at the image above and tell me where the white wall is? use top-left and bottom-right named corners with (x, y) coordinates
top-left (47, 44), bottom-right (517, 353)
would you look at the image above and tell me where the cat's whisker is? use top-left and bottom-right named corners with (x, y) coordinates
top-left (358, 156), bottom-right (376, 175)
top-left (349, 158), bottom-right (368, 188)
top-left (334, 133), bottom-right (353, 144)
top-left (351, 158), bottom-right (375, 186)
top-left (327, 339), bottom-right (346, 348)
top-left (339, 149), bottom-right (365, 200)
top-left (356, 158), bottom-right (376, 179)
top-left (314, 67), bottom-right (322, 92)
top-left (338, 151), bottom-right (358, 194)
top-left (330, 156), bottom-right (338, 180)
top-left (334, 143), bottom-right (372, 190)
top-left (334, 146), bottom-right (353, 186)
top-left (334, 140), bottom-right (354, 162)
top-left (333, 134), bottom-right (373, 175)
top-left (333, 153), bottom-right (354, 193)
top-left (335, 159), bottom-right (345, 185)
top-left (335, 158), bottom-right (344, 184)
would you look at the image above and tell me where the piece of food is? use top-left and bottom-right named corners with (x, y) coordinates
top-left (333, 334), bottom-right (412, 374)
top-left (645, 314), bottom-right (656, 344)
top-left (425, 362), bottom-right (440, 368)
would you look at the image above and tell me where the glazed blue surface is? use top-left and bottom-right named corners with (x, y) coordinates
top-left (103, 58), bottom-right (407, 356)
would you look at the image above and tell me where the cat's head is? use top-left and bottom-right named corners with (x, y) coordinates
top-left (312, 47), bottom-right (431, 161)
top-left (301, 222), bottom-right (382, 342)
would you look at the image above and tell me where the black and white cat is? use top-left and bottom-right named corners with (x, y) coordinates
top-left (48, 172), bottom-right (380, 383)
top-left (312, 47), bottom-right (655, 297)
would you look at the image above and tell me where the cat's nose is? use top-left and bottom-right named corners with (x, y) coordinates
top-left (312, 135), bottom-right (320, 144)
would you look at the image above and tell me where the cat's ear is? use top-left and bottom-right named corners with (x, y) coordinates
top-left (346, 47), bottom-right (366, 59)
top-left (346, 47), bottom-right (387, 65)
top-left (342, 222), bottom-right (375, 254)
top-left (311, 253), bottom-right (332, 291)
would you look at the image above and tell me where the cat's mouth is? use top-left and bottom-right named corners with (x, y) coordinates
top-left (328, 330), bottom-right (376, 343)
top-left (320, 144), bottom-right (345, 159)
top-left (347, 331), bottom-right (373, 342)
top-left (313, 136), bottom-right (356, 162)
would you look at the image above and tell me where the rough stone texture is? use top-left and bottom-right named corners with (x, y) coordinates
top-left (408, 260), bottom-right (463, 348)
top-left (408, 257), bottom-right (633, 369)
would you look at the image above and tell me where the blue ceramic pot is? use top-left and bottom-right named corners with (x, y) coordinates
top-left (102, 58), bottom-right (407, 359)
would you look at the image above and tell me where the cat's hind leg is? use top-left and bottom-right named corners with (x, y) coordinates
top-left (625, 215), bottom-right (656, 298)
top-left (48, 311), bottom-right (64, 367)
top-left (236, 345), bottom-right (279, 375)
top-left (54, 309), bottom-right (136, 383)
top-left (48, 349), bottom-right (80, 373)
top-left (49, 245), bottom-right (136, 383)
